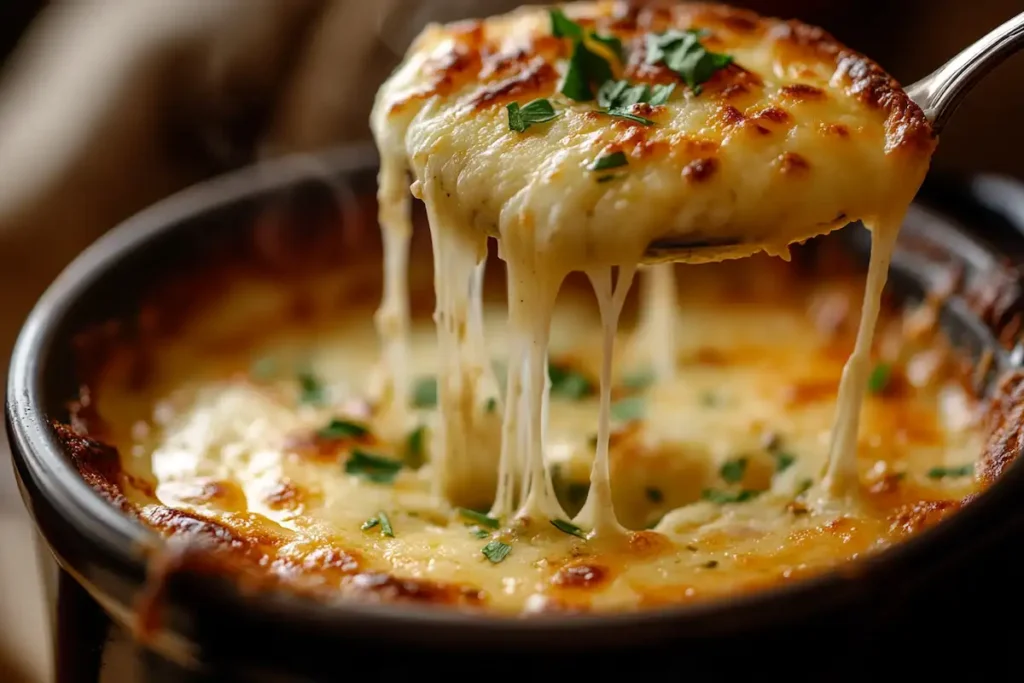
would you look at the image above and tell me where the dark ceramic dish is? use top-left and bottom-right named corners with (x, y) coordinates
top-left (9, 144), bottom-right (1024, 681)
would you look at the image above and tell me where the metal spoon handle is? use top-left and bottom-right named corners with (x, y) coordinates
top-left (906, 12), bottom-right (1024, 133)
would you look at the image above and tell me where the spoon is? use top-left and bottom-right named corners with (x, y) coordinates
top-left (644, 11), bottom-right (1024, 262)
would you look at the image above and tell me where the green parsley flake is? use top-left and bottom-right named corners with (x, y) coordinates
top-left (549, 8), bottom-right (583, 39)
top-left (773, 451), bottom-right (796, 473)
top-left (927, 464), bottom-right (974, 479)
top-left (412, 376), bottom-right (438, 408)
top-left (590, 151), bottom-right (628, 171)
top-left (719, 457), bottom-right (747, 484)
top-left (549, 362), bottom-right (594, 399)
top-left (561, 38), bottom-right (613, 101)
top-left (645, 486), bottom-right (664, 503)
top-left (701, 488), bottom-right (760, 504)
top-left (605, 109), bottom-right (654, 126)
top-left (458, 508), bottom-right (500, 529)
top-left (378, 511), bottom-right (394, 537)
top-left (795, 478), bottom-right (814, 496)
top-left (316, 418), bottom-right (368, 441)
top-left (471, 528), bottom-right (491, 539)
top-left (507, 99), bottom-right (558, 133)
top-left (645, 29), bottom-right (733, 95)
top-left (867, 363), bottom-right (892, 394)
top-left (485, 397), bottom-right (498, 414)
top-left (482, 540), bottom-right (512, 563)
top-left (589, 32), bottom-right (624, 61)
top-left (404, 425), bottom-right (426, 468)
top-left (360, 517), bottom-right (379, 531)
top-left (297, 371), bottom-right (325, 405)
top-left (551, 518), bottom-right (588, 539)
top-left (611, 396), bottom-right (646, 422)
top-left (345, 450), bottom-right (403, 484)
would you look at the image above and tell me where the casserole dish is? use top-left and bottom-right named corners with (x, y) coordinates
top-left (9, 144), bottom-right (1024, 680)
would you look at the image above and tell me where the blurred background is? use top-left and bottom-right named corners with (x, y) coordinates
top-left (0, 1), bottom-right (1022, 681)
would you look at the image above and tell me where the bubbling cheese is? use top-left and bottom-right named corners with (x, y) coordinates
top-left (370, 0), bottom-right (936, 532)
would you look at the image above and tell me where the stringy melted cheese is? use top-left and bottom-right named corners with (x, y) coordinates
top-left (369, 1), bottom-right (935, 525)
top-left (93, 257), bottom-right (982, 615)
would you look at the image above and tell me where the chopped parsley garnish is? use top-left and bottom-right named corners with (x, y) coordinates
top-left (412, 376), bottom-right (438, 408)
top-left (360, 517), bottom-right (379, 531)
top-left (719, 457), bottom-right (747, 484)
top-left (458, 508), bottom-right (500, 529)
top-left (648, 83), bottom-right (676, 105)
top-left (378, 511), bottom-right (394, 537)
top-left (927, 464), bottom-right (974, 479)
top-left (773, 451), bottom-right (796, 473)
top-left (550, 9), bottom-right (619, 101)
top-left (795, 478), bottom-right (814, 496)
top-left (345, 449), bottom-right (404, 484)
top-left (867, 362), bottom-right (892, 394)
top-left (610, 396), bottom-right (646, 422)
top-left (703, 560), bottom-right (719, 569)
top-left (507, 98), bottom-right (558, 133)
top-left (645, 29), bottom-right (733, 95)
top-left (590, 33), bottom-right (624, 62)
top-left (551, 518), bottom-right (588, 539)
top-left (590, 151), bottom-right (628, 171)
top-left (297, 371), bottom-right (325, 405)
top-left (549, 8), bottom-right (583, 39)
top-left (471, 528), bottom-right (491, 539)
top-left (561, 38), bottom-right (614, 101)
top-left (645, 486), bottom-right (664, 503)
top-left (701, 488), bottom-right (760, 504)
top-left (404, 425), bottom-right (426, 468)
top-left (549, 362), bottom-right (594, 399)
top-left (316, 418), bottom-right (368, 441)
top-left (485, 397), bottom-right (498, 414)
top-left (482, 540), bottom-right (512, 563)
top-left (605, 109), bottom-right (655, 126)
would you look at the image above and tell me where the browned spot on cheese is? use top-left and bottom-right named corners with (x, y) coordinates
top-left (776, 151), bottom-right (810, 175)
top-left (979, 371), bottom-right (1024, 485)
top-left (781, 377), bottom-right (838, 406)
top-left (345, 572), bottom-right (485, 606)
top-left (627, 530), bottom-right (673, 557)
top-left (551, 561), bottom-right (610, 589)
top-left (690, 346), bottom-right (732, 366)
top-left (682, 157), bottom-right (718, 182)
top-left (821, 122), bottom-right (849, 137)
top-left (887, 499), bottom-right (961, 535)
top-left (53, 421), bottom-right (134, 515)
top-left (264, 478), bottom-right (307, 511)
top-left (780, 83), bottom-right (826, 101)
top-left (750, 106), bottom-right (790, 124)
top-left (174, 479), bottom-right (248, 511)
top-left (467, 59), bottom-right (559, 109)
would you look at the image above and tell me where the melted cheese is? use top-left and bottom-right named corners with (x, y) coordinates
top-left (75, 2), bottom-right (960, 615)
top-left (369, 1), bottom-right (935, 531)
top-left (90, 255), bottom-right (983, 614)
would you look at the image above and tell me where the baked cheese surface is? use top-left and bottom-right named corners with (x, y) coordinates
top-left (81, 252), bottom-right (982, 615)
top-left (372, 0), bottom-right (935, 266)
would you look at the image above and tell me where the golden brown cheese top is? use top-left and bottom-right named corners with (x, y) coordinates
top-left (66, 252), bottom-right (987, 616)
top-left (372, 1), bottom-right (936, 266)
